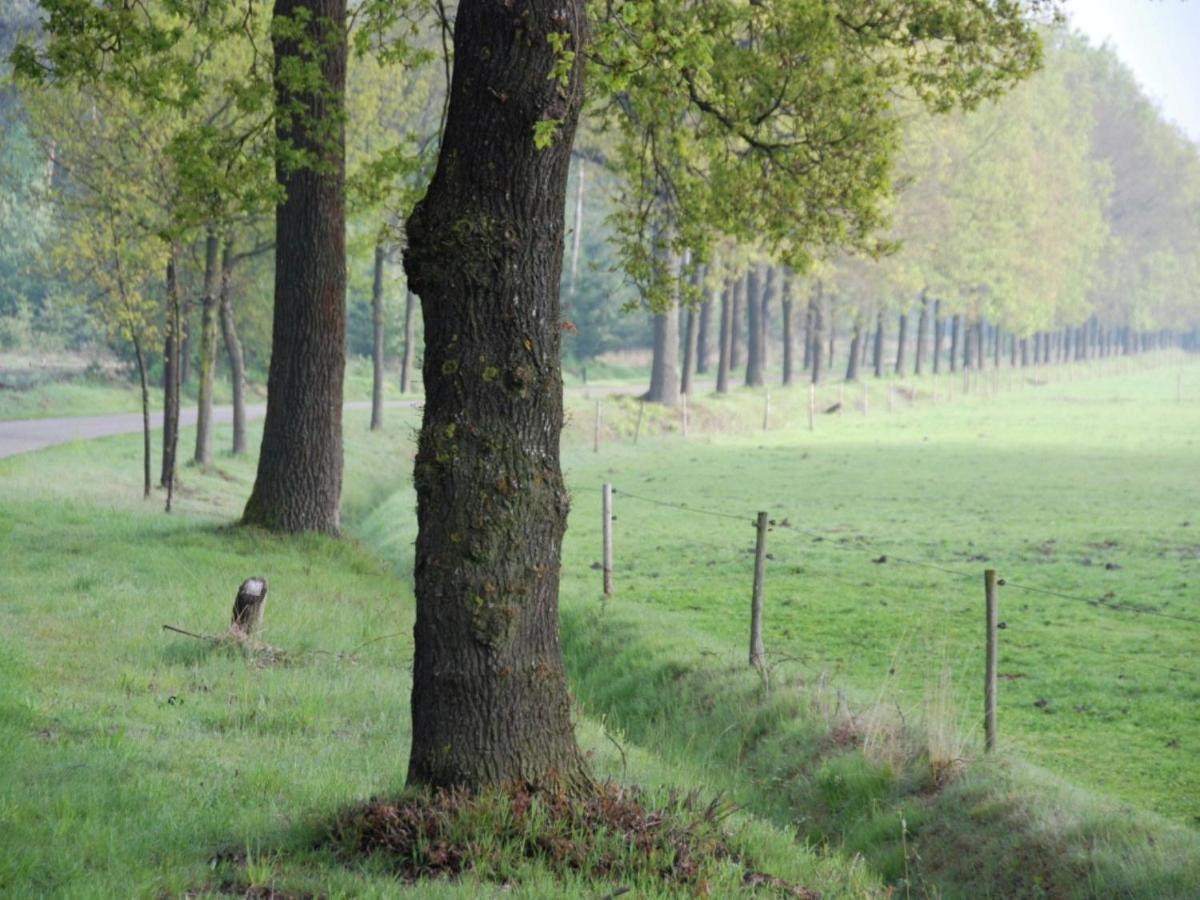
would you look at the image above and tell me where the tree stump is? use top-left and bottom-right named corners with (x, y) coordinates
top-left (230, 577), bottom-right (268, 636)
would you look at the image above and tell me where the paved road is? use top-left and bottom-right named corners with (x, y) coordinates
top-left (0, 385), bottom-right (653, 459)
top-left (0, 400), bottom-right (413, 459)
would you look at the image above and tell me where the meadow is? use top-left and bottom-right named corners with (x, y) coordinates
top-left (1, 355), bottom-right (1198, 896)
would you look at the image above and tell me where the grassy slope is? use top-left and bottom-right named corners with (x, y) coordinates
top-left (0, 414), bottom-right (871, 898)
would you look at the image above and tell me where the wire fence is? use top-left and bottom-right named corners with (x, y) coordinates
top-left (603, 483), bottom-right (1200, 696)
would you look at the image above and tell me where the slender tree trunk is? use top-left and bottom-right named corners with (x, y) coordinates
top-left (716, 281), bottom-right (732, 394)
top-left (872, 309), bottom-right (884, 378)
top-left (811, 285), bottom-right (824, 384)
top-left (401, 0), bottom-right (588, 791)
top-left (914, 294), bottom-right (928, 375)
top-left (846, 320), bottom-right (861, 381)
top-left (974, 321), bottom-right (985, 370)
top-left (730, 272), bottom-right (743, 370)
top-left (164, 250), bottom-right (183, 513)
top-left (802, 297), bottom-right (814, 372)
top-left (371, 240), bottom-right (386, 431)
top-left (681, 301), bottom-right (697, 396)
top-left (400, 288), bottom-right (415, 394)
top-left (696, 290), bottom-right (712, 375)
top-left (180, 302), bottom-right (192, 389)
top-left (160, 332), bottom-right (178, 487)
top-left (744, 264), bottom-right (764, 386)
top-left (243, 0), bottom-right (348, 535)
top-left (781, 274), bottom-right (794, 386)
top-left (194, 229), bottom-right (220, 467)
top-left (932, 299), bottom-right (943, 374)
top-left (646, 247), bottom-right (682, 406)
top-left (894, 309), bottom-right (908, 375)
top-left (761, 265), bottom-right (774, 374)
top-left (566, 158), bottom-right (584, 316)
top-left (1020, 336), bottom-right (1029, 367)
top-left (218, 239), bottom-right (248, 455)
top-left (133, 335), bottom-right (151, 499)
top-left (949, 314), bottom-right (961, 373)
top-left (826, 296), bottom-right (836, 372)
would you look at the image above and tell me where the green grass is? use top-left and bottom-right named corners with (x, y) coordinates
top-left (2, 353), bottom-right (1198, 897)
top-left (0, 412), bottom-right (871, 897)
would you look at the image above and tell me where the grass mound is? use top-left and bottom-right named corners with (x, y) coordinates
top-left (328, 784), bottom-right (818, 897)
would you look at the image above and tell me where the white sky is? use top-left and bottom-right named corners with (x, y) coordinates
top-left (1065, 0), bottom-right (1200, 143)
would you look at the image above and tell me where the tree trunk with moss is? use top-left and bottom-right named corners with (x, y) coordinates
top-left (242, 0), bottom-right (347, 535)
top-left (401, 0), bottom-right (589, 792)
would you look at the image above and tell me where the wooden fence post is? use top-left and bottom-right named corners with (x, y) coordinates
top-left (602, 484), bottom-right (614, 598)
top-left (593, 399), bottom-right (602, 453)
top-left (750, 511), bottom-right (768, 670)
top-left (984, 568), bottom-right (998, 752)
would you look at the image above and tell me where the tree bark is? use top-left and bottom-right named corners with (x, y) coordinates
top-left (744, 264), bottom-right (764, 386)
top-left (163, 250), bottom-right (183, 513)
top-left (696, 290), bottom-right (712, 375)
top-left (681, 300), bottom-right (697, 396)
top-left (401, 0), bottom-right (588, 792)
top-left (646, 247), bottom-right (682, 406)
top-left (371, 240), bottom-right (386, 431)
top-left (716, 281), bottom-right (732, 394)
top-left (730, 272), bottom-right (743, 370)
top-left (781, 273), bottom-right (794, 386)
top-left (810, 285), bottom-right (824, 384)
top-left (894, 309), bottom-right (908, 375)
top-left (194, 229), bottom-right (220, 467)
top-left (949, 314), bottom-right (961, 373)
top-left (914, 294), bottom-right (928, 375)
top-left (872, 308), bottom-right (884, 378)
top-left (846, 319), bottom-right (861, 382)
top-left (400, 288), bottom-right (415, 394)
top-left (218, 238), bottom-right (248, 455)
top-left (242, 0), bottom-right (347, 535)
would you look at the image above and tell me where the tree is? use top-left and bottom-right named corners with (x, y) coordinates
top-left (242, 0), bottom-right (349, 534)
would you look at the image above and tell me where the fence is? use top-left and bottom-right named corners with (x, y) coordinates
top-left (594, 482), bottom-right (1199, 755)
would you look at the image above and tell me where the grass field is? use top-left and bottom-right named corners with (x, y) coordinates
top-left (1, 355), bottom-right (1198, 896)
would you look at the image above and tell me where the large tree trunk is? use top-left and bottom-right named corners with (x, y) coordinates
top-left (716, 281), bottom-right (732, 394)
top-left (894, 308), bottom-right (908, 375)
top-left (646, 246), bottom-right (682, 406)
top-left (781, 273), bottom-right (794, 386)
top-left (218, 238), bottom-right (248, 455)
top-left (194, 229), bottom-right (220, 467)
top-left (914, 294), bottom-right (928, 375)
top-left (401, 0), bottom-right (588, 792)
top-left (744, 264), bottom-right (764, 386)
top-left (242, 0), bottom-right (348, 535)
top-left (400, 288), bottom-right (415, 394)
top-left (371, 240), bottom-right (386, 431)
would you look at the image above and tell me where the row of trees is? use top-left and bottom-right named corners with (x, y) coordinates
top-left (629, 27), bottom-right (1200, 405)
top-left (7, 0), bottom-right (1192, 798)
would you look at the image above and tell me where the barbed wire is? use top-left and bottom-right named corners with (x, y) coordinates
top-left (612, 487), bottom-right (753, 523)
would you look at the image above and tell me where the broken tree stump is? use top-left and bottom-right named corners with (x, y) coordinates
top-left (230, 576), bottom-right (268, 637)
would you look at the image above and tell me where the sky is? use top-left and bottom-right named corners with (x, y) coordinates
top-left (1065, 0), bottom-right (1200, 143)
